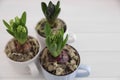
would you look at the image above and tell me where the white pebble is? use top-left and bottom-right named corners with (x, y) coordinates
top-left (56, 67), bottom-right (63, 75)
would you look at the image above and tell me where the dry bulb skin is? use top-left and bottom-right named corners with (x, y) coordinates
top-left (5, 36), bottom-right (39, 62)
top-left (40, 44), bottom-right (80, 76)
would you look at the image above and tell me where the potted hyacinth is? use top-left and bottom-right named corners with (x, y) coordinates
top-left (3, 12), bottom-right (40, 62)
top-left (35, 1), bottom-right (66, 37)
top-left (35, 1), bottom-right (76, 50)
top-left (39, 23), bottom-right (81, 80)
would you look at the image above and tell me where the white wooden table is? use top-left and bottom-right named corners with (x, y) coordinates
top-left (0, 0), bottom-right (120, 80)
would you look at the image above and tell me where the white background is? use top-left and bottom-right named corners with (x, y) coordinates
top-left (0, 0), bottom-right (120, 80)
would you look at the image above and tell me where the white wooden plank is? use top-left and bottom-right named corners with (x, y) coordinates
top-left (0, 78), bottom-right (119, 80)
top-left (61, 0), bottom-right (120, 33)
top-left (71, 33), bottom-right (120, 51)
top-left (0, 0), bottom-right (120, 33)
top-left (80, 51), bottom-right (120, 77)
top-left (76, 78), bottom-right (120, 80)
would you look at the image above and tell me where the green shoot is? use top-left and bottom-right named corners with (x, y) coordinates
top-left (41, 1), bottom-right (61, 25)
top-left (44, 23), bottom-right (68, 57)
top-left (3, 12), bottom-right (28, 44)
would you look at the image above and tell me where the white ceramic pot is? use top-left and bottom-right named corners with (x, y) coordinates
top-left (39, 44), bottom-right (91, 80)
top-left (40, 56), bottom-right (91, 80)
top-left (5, 37), bottom-right (41, 77)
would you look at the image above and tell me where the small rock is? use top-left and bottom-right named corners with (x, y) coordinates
top-left (69, 65), bottom-right (74, 71)
top-left (56, 67), bottom-right (64, 75)
top-left (73, 65), bottom-right (77, 70)
top-left (73, 55), bottom-right (79, 60)
top-left (29, 52), bottom-right (34, 57)
top-left (9, 41), bottom-right (15, 51)
top-left (48, 65), bottom-right (54, 71)
top-left (63, 45), bottom-right (68, 50)
top-left (69, 64), bottom-right (77, 71)
top-left (7, 52), bottom-right (12, 57)
top-left (53, 62), bottom-right (58, 67)
top-left (70, 59), bottom-right (76, 65)
top-left (69, 52), bottom-right (75, 58)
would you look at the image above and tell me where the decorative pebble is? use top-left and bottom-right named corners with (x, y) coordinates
top-left (9, 41), bottom-right (15, 50)
top-left (5, 37), bottom-right (39, 62)
top-left (69, 65), bottom-right (74, 71)
top-left (29, 52), bottom-right (34, 57)
top-left (53, 62), bottom-right (58, 67)
top-left (48, 65), bottom-right (54, 71)
top-left (69, 52), bottom-right (75, 58)
top-left (73, 55), bottom-right (79, 60)
top-left (70, 59), bottom-right (76, 65)
top-left (40, 44), bottom-right (80, 75)
top-left (73, 65), bottom-right (77, 70)
top-left (56, 67), bottom-right (64, 75)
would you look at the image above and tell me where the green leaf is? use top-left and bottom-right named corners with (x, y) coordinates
top-left (9, 19), bottom-right (14, 27)
top-left (54, 8), bottom-right (61, 20)
top-left (55, 1), bottom-right (60, 11)
top-left (41, 2), bottom-right (47, 15)
top-left (44, 23), bottom-right (51, 37)
top-left (12, 23), bottom-right (18, 32)
top-left (6, 29), bottom-right (14, 37)
top-left (15, 25), bottom-right (27, 44)
top-left (57, 40), bottom-right (62, 53)
top-left (3, 20), bottom-right (11, 30)
top-left (15, 16), bottom-right (20, 25)
top-left (21, 11), bottom-right (26, 26)
top-left (48, 1), bottom-right (55, 12)
top-left (46, 36), bottom-right (51, 48)
top-left (48, 1), bottom-right (53, 7)
top-left (49, 43), bottom-right (58, 57)
top-left (41, 1), bottom-right (61, 24)
top-left (24, 26), bottom-right (28, 35)
top-left (53, 52), bottom-right (59, 58)
top-left (61, 34), bottom-right (68, 49)
top-left (19, 32), bottom-right (27, 44)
